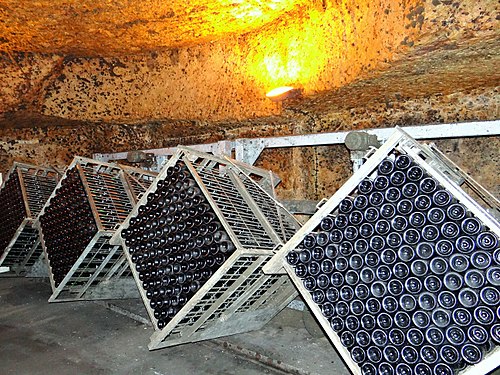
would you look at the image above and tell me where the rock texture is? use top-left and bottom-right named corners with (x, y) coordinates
top-left (0, 0), bottom-right (307, 55)
top-left (0, 0), bottom-right (498, 201)
top-left (1, 0), bottom-right (426, 123)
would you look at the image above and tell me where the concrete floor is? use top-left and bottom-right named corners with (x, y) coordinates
top-left (0, 277), bottom-right (349, 375)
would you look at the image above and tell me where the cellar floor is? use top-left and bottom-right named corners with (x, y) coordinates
top-left (0, 277), bottom-right (348, 375)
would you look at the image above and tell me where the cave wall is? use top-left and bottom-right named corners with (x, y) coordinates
top-left (1, 86), bottom-right (498, 200)
top-left (0, 0), bottom-right (309, 55)
top-left (3, 0), bottom-right (425, 122)
top-left (1, 0), bottom-right (496, 124)
top-left (0, 0), bottom-right (498, 201)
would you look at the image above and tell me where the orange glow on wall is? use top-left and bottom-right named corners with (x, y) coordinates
top-left (0, 0), bottom-right (305, 55)
top-left (245, 0), bottom-right (420, 96)
top-left (245, 6), bottom-right (332, 94)
top-left (230, 0), bottom-right (300, 20)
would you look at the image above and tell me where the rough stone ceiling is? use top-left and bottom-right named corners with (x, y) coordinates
top-left (0, 0), bottom-right (306, 55)
top-left (0, 0), bottom-right (498, 129)
top-left (297, 36), bottom-right (500, 117)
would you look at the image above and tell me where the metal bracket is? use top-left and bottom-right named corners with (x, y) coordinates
top-left (315, 198), bottom-right (329, 210)
top-left (233, 121), bottom-right (500, 165)
top-left (280, 200), bottom-right (320, 215)
top-left (349, 150), bottom-right (366, 172)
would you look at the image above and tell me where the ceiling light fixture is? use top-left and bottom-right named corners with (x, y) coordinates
top-left (266, 86), bottom-right (303, 102)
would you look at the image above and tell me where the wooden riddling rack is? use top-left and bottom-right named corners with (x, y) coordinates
top-left (264, 127), bottom-right (500, 375)
top-left (36, 157), bottom-right (157, 302)
top-left (112, 146), bottom-right (301, 349)
top-left (0, 162), bottom-right (59, 276)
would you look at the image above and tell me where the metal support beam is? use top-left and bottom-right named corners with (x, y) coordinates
top-left (93, 121), bottom-right (500, 169)
top-left (234, 120), bottom-right (500, 165)
top-left (94, 141), bottom-right (233, 170)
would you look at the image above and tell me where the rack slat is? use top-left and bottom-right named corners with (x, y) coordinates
top-left (265, 127), bottom-right (500, 375)
top-left (36, 157), bottom-right (156, 301)
top-left (0, 163), bottom-right (58, 275)
top-left (113, 146), bottom-right (300, 349)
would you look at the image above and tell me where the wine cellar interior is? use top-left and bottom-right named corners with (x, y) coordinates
top-left (0, 0), bottom-right (499, 374)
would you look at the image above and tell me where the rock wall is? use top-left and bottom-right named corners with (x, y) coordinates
top-left (0, 0), bottom-right (497, 201)
top-left (1, 87), bottom-right (498, 200)
top-left (2, 0), bottom-right (425, 122)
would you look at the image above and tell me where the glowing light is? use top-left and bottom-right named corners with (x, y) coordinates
top-left (229, 0), bottom-right (293, 20)
top-left (266, 86), bottom-right (302, 101)
top-left (246, 7), bottom-right (329, 94)
top-left (231, 4), bottom-right (264, 19)
top-left (266, 86), bottom-right (294, 97)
